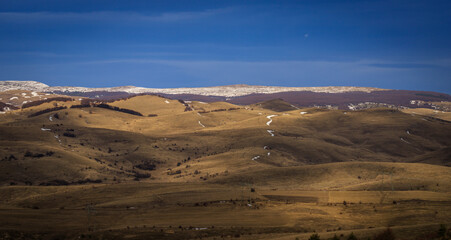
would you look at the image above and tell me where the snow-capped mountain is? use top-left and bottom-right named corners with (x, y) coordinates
top-left (0, 81), bottom-right (385, 97)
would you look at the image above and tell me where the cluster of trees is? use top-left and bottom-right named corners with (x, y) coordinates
top-left (198, 107), bottom-right (243, 113)
top-left (178, 99), bottom-right (193, 111)
top-left (96, 103), bottom-right (143, 116)
top-left (71, 102), bottom-right (144, 116)
top-left (28, 106), bottom-right (67, 117)
top-left (134, 163), bottom-right (157, 171)
top-left (1, 154), bottom-right (17, 161)
top-left (133, 171), bottom-right (151, 181)
top-left (63, 132), bottom-right (76, 138)
top-left (38, 178), bottom-right (103, 186)
top-left (24, 151), bottom-right (54, 158)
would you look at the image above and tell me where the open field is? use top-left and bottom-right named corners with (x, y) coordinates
top-left (0, 94), bottom-right (450, 239)
top-left (0, 183), bottom-right (450, 240)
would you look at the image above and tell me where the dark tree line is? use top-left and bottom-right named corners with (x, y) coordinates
top-left (28, 106), bottom-right (67, 117)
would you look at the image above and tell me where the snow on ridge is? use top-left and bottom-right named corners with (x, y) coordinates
top-left (0, 81), bottom-right (387, 97)
top-left (0, 81), bottom-right (49, 92)
top-left (266, 115), bottom-right (278, 126)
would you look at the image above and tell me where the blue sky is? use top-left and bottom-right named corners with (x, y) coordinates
top-left (1, 0), bottom-right (450, 93)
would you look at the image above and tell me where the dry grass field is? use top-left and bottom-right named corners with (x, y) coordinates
top-left (0, 94), bottom-right (450, 239)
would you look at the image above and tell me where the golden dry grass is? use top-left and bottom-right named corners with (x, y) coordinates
top-left (0, 95), bottom-right (450, 239)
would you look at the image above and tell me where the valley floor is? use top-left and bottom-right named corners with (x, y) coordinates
top-left (0, 183), bottom-right (450, 240)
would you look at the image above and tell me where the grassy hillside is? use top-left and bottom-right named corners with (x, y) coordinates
top-left (0, 94), bottom-right (450, 239)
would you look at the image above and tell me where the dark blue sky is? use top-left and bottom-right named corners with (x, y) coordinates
top-left (1, 0), bottom-right (450, 93)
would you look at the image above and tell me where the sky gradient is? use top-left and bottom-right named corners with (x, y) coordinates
top-left (1, 0), bottom-right (450, 93)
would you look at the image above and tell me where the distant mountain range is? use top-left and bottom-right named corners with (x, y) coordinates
top-left (1, 80), bottom-right (450, 111)
top-left (0, 80), bottom-right (385, 97)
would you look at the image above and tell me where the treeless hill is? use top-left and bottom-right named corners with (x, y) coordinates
top-left (251, 98), bottom-right (299, 112)
top-left (108, 95), bottom-right (186, 116)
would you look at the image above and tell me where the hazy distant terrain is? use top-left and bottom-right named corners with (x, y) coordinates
top-left (1, 81), bottom-right (450, 111)
top-left (0, 84), bottom-right (450, 239)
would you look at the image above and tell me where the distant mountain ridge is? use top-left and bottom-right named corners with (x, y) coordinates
top-left (0, 80), bottom-right (386, 97)
top-left (1, 80), bottom-right (450, 111)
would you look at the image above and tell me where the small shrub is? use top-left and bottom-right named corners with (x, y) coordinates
top-left (438, 224), bottom-right (447, 238)
top-left (63, 132), bottom-right (76, 138)
top-left (347, 232), bottom-right (357, 240)
top-left (308, 233), bottom-right (320, 240)
top-left (373, 228), bottom-right (395, 240)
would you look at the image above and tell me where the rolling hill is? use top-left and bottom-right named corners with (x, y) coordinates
top-left (0, 88), bottom-right (450, 240)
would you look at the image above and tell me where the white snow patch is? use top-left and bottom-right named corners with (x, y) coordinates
top-left (0, 112), bottom-right (5, 114)
top-left (49, 116), bottom-right (53, 121)
top-left (400, 138), bottom-right (410, 144)
top-left (22, 101), bottom-right (28, 104)
top-left (258, 112), bottom-right (262, 115)
top-left (406, 130), bottom-right (411, 135)
top-left (252, 156), bottom-right (260, 161)
top-left (24, 96), bottom-right (31, 98)
top-left (197, 112), bottom-right (202, 117)
top-left (194, 228), bottom-right (208, 230)
top-left (198, 121), bottom-right (205, 128)
top-left (165, 100), bottom-right (170, 104)
top-left (41, 128), bottom-right (51, 131)
top-left (267, 130), bottom-right (275, 137)
top-left (9, 97), bottom-right (18, 100)
top-left (31, 92), bottom-right (38, 97)
top-left (266, 115), bottom-right (277, 126)
top-left (290, 104), bottom-right (300, 109)
top-left (198, 101), bottom-right (207, 104)
top-left (21, 93), bottom-right (27, 96)
top-left (45, 93), bottom-right (50, 96)
top-left (267, 152), bottom-right (271, 156)
top-left (185, 101), bottom-right (192, 103)
top-left (300, 112), bottom-right (308, 115)
top-left (263, 146), bottom-right (269, 150)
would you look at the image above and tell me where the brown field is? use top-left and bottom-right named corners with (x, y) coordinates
top-left (0, 93), bottom-right (450, 239)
